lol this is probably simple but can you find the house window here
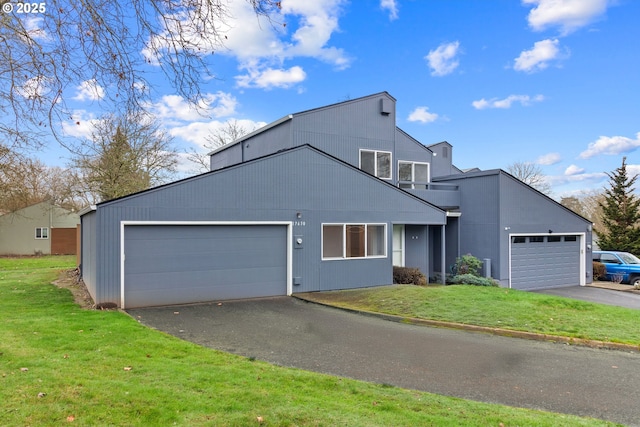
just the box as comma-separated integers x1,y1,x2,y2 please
360,150,391,179
398,161,430,189
322,224,387,260
35,227,49,239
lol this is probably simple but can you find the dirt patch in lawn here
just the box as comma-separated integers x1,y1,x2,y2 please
53,268,96,309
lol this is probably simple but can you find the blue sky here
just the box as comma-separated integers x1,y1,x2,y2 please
44,0,640,198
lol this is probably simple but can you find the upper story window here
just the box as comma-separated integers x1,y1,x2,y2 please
35,227,49,239
360,149,391,180
398,161,430,189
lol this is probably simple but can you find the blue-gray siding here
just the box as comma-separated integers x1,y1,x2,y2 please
436,170,592,286
85,145,445,306
123,224,287,308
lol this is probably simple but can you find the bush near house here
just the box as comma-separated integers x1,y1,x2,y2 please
448,254,498,286
393,266,427,286
593,261,606,281
452,254,483,276
448,273,498,287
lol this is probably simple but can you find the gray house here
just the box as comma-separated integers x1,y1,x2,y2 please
80,92,593,308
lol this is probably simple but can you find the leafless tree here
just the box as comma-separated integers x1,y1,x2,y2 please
186,120,257,173
507,161,552,195
70,111,178,202
0,0,281,151
0,145,82,212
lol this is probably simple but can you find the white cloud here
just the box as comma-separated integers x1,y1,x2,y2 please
148,92,239,123
280,1,350,67
523,0,609,35
564,164,585,175
169,119,267,148
142,0,349,90
73,79,105,102
16,76,50,100
236,66,307,89
628,164,640,179
380,0,399,20
472,94,544,109
579,132,640,159
407,106,439,124
547,170,607,187
60,110,101,138
23,16,47,40
425,41,460,77
537,152,561,165
514,39,563,73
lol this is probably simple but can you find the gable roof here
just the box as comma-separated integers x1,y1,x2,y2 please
89,144,446,221
0,200,75,217
434,168,592,223
207,92,395,157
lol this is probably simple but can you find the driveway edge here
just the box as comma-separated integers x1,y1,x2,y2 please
293,294,640,353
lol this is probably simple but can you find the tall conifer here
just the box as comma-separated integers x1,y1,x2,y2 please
597,157,640,253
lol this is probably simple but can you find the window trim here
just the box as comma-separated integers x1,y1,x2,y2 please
322,223,387,260
35,227,49,240
359,149,392,180
398,160,430,189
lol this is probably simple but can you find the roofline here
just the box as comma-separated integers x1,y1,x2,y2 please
395,127,434,154
435,168,593,224
96,143,447,218
207,92,396,158
78,205,97,216
207,114,294,156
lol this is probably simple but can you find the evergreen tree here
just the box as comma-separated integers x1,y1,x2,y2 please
596,157,640,252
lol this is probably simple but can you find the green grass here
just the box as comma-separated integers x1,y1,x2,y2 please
0,258,620,426
304,285,640,345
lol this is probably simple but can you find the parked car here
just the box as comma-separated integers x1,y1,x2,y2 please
592,250,640,286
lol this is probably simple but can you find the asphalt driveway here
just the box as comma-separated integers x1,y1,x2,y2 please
535,284,640,309
129,296,640,426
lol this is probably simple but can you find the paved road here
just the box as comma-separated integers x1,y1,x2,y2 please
129,297,640,426
535,285,640,310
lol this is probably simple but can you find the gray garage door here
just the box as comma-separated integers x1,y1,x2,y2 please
123,224,287,308
510,235,580,290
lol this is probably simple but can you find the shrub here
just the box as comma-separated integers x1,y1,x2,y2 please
447,273,498,287
393,267,427,286
592,261,606,281
453,254,483,276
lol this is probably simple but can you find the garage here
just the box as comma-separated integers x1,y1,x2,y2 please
510,234,582,290
122,222,290,308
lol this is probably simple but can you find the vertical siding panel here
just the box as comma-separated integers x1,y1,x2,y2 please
89,146,445,304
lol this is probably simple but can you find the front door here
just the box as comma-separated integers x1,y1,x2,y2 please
393,224,405,267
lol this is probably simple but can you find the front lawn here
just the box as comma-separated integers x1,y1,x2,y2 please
0,257,619,426
302,284,640,345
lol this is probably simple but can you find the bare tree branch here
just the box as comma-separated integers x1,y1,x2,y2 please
506,161,552,195
69,110,178,202
0,0,281,151
186,119,257,173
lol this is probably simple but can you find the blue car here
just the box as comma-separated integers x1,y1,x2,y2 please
592,250,640,286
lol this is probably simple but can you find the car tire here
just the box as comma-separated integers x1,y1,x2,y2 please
631,276,640,288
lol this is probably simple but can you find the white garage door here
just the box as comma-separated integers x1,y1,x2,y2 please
123,223,288,308
510,235,581,290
